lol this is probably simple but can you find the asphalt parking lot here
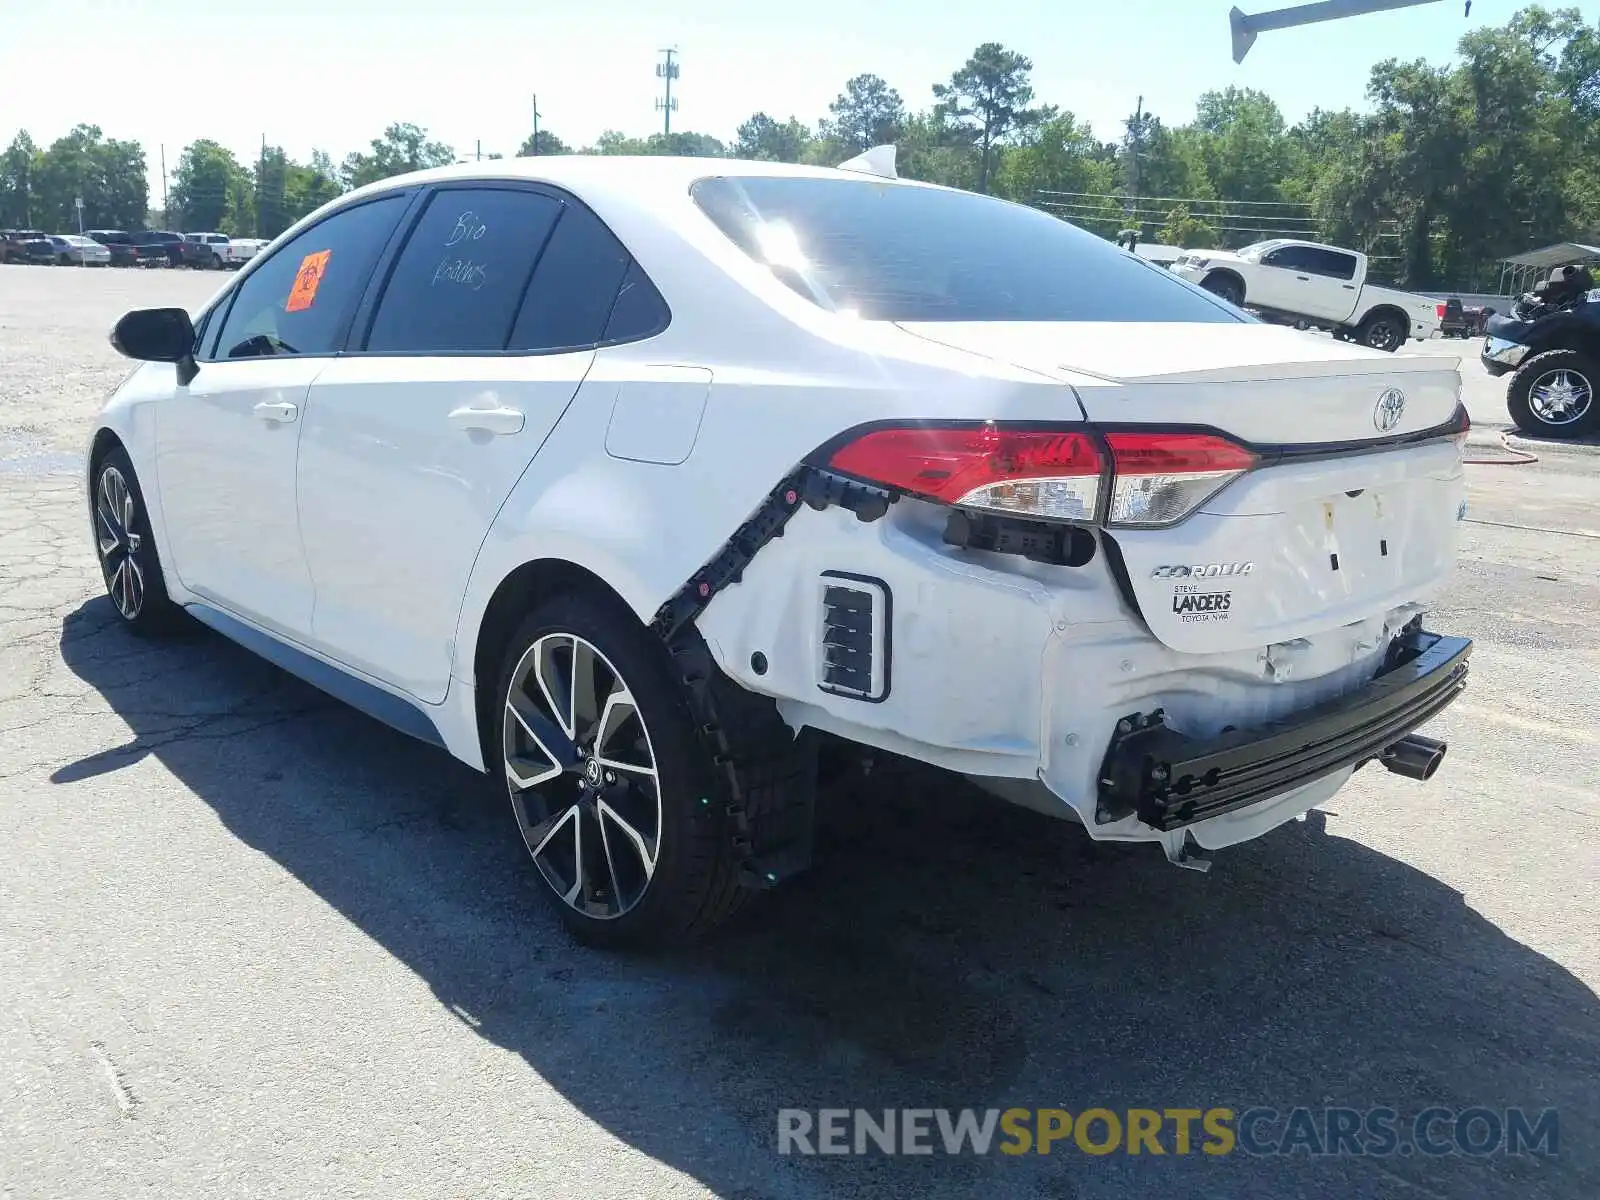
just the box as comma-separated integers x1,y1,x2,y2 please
1,263,1597,1199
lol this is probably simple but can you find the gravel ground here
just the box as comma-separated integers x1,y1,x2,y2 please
1,263,1597,1199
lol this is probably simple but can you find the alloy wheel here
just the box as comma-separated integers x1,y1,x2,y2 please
95,466,145,620
1366,320,1402,351
1527,368,1593,426
504,633,662,920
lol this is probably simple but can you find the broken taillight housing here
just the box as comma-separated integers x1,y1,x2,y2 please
1103,431,1258,527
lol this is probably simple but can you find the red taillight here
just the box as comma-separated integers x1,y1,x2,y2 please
826,423,1260,527
828,425,1104,522
1104,432,1257,527
1436,302,1448,320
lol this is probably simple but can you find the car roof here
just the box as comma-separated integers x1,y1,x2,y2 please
342,154,925,208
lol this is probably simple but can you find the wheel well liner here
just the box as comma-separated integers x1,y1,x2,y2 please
88,428,124,488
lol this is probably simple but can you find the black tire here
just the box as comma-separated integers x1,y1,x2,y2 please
1201,272,1244,307
91,447,180,635
1505,349,1599,438
1357,312,1406,352
493,592,748,948
210,253,223,269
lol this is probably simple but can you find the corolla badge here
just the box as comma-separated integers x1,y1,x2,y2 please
1374,388,1406,433
1151,562,1254,580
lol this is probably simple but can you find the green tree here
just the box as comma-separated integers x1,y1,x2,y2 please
732,113,811,161
282,150,345,225
341,123,455,189
992,111,1115,213
1189,86,1302,204
824,74,906,152
895,110,979,190
518,129,570,156
1160,204,1219,247
169,139,248,232
0,131,38,226
32,125,147,231
932,43,1046,193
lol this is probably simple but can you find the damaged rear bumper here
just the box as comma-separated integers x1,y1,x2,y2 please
1096,626,1471,832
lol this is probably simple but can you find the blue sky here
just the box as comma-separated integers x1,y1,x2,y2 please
6,0,1598,202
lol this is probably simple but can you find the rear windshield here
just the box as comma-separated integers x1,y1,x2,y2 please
690,176,1241,324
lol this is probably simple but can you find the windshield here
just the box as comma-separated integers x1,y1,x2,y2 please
1233,240,1286,258
691,176,1241,324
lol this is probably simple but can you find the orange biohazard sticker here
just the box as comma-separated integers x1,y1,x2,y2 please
285,250,332,313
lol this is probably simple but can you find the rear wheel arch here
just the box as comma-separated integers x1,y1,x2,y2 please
470,558,642,766
1357,305,1410,350
88,427,125,478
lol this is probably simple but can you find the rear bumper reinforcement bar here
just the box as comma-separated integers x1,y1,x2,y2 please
1096,626,1472,831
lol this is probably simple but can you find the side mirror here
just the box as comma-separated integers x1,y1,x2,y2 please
110,307,195,363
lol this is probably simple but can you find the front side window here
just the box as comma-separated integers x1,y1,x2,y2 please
1309,249,1358,280
365,188,563,354
691,176,1240,323
1262,245,1315,272
206,194,407,361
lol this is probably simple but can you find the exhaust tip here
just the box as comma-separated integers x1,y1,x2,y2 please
1381,734,1447,782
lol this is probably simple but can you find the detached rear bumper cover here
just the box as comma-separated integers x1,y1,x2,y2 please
1097,627,1471,832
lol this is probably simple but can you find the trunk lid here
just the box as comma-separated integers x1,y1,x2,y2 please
898,321,1466,655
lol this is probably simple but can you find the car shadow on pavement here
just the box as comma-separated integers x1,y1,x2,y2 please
55,598,1599,1200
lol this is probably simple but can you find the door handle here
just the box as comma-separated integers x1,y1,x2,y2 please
1296,274,1311,281
447,404,525,435
253,400,298,423
1343,284,1356,290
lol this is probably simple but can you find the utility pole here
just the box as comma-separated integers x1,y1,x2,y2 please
655,48,680,136
1126,96,1142,220
476,139,482,162
531,94,541,154
159,144,168,221
257,134,266,240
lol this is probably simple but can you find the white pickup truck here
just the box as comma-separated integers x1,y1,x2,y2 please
1171,239,1441,351
181,232,264,270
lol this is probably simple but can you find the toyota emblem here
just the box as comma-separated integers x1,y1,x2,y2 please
1374,388,1406,433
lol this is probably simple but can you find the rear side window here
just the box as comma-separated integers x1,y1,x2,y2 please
604,261,670,342
690,176,1241,324
205,194,407,360
508,203,634,352
365,188,563,354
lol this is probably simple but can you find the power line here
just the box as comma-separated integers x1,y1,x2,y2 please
1038,188,1316,208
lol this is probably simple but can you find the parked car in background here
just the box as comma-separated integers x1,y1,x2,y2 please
180,232,259,269
51,234,112,266
0,229,49,263
136,230,187,267
1172,239,1442,350
15,236,58,265
1436,297,1493,339
87,230,165,268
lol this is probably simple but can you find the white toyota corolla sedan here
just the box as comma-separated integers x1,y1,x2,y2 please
89,153,1472,946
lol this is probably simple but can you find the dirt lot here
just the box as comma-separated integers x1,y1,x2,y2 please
1,263,1597,1199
